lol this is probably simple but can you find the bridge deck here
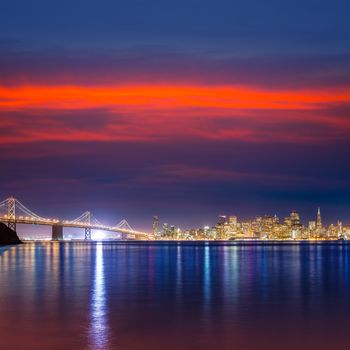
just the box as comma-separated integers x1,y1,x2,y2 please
0,217,150,239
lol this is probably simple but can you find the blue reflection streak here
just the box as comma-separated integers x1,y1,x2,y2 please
89,243,109,350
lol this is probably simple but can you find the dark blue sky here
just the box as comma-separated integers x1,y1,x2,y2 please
0,0,350,231
1,0,349,52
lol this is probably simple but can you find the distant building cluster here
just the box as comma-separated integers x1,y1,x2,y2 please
152,209,350,240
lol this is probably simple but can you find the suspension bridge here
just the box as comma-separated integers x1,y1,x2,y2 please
0,197,151,240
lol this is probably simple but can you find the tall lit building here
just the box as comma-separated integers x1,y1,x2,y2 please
152,216,159,236
227,215,238,237
218,215,227,225
228,215,237,228
337,221,343,236
290,211,302,228
215,215,227,239
309,221,316,231
316,207,322,230
162,223,170,237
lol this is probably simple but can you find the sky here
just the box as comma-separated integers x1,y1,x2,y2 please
1,0,350,231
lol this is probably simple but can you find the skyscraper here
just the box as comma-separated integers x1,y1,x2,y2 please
316,207,322,230
152,216,159,236
290,210,301,228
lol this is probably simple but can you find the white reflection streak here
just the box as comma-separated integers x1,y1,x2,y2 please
89,243,109,350
204,245,211,306
176,245,182,305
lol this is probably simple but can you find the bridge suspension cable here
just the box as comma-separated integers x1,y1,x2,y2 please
0,199,8,208
71,211,91,224
70,211,105,227
114,219,134,232
14,198,47,221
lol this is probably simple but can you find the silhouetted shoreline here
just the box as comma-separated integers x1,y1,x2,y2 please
0,223,22,245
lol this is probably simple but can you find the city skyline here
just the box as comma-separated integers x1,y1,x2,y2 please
156,207,350,240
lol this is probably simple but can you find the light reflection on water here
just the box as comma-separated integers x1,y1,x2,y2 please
89,243,109,350
203,244,211,306
1,242,350,350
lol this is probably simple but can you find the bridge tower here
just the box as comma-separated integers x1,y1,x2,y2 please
85,211,92,240
7,197,16,232
52,224,64,241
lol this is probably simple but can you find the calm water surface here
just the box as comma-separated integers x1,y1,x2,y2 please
1,241,350,350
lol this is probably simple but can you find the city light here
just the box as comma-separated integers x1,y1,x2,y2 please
154,208,349,241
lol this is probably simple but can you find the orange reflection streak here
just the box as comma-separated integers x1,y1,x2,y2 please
1,84,350,111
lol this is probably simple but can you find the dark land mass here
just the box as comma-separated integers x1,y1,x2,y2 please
0,222,22,245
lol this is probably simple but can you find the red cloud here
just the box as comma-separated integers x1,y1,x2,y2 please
1,83,350,144
1,84,350,111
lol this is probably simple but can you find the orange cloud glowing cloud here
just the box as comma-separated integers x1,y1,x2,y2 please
1,83,350,145
1,84,350,111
